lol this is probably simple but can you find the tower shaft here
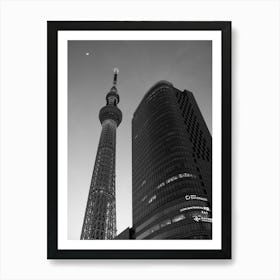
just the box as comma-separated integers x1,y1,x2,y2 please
81,119,117,239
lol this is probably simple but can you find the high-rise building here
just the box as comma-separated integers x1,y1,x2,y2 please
114,227,135,240
132,81,212,239
81,69,122,240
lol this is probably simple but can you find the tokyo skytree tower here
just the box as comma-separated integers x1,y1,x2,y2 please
81,69,122,240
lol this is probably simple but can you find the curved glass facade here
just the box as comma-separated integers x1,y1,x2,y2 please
132,81,212,239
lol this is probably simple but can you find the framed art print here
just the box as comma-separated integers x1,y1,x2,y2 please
47,21,231,259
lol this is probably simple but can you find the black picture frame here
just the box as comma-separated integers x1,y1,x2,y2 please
47,21,231,259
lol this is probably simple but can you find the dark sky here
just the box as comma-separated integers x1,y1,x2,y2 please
68,40,212,239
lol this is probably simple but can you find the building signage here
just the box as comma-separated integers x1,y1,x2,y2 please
193,216,212,223
185,194,208,202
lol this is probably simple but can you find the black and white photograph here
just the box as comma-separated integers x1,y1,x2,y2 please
70,40,213,241
48,21,231,259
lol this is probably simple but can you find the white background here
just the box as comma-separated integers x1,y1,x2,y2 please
0,0,279,280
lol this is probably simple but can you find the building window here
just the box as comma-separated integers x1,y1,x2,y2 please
141,180,146,187
141,195,147,202
156,172,196,190
172,214,185,223
160,219,171,228
148,195,157,204
150,224,160,233
156,182,165,190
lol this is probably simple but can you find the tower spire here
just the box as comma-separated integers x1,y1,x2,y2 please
113,68,119,86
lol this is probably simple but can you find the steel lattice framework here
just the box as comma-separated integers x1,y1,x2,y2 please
81,69,122,240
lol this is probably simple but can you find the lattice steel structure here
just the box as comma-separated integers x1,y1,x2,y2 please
81,69,122,240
